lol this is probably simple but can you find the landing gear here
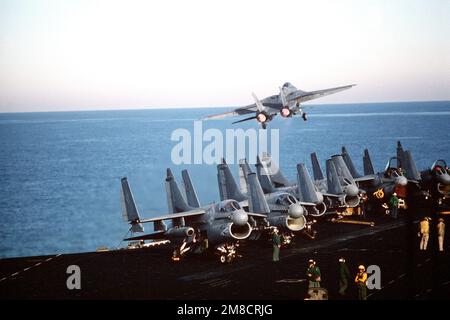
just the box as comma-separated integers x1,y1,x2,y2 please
171,237,196,262
281,232,294,247
302,112,308,121
216,242,240,263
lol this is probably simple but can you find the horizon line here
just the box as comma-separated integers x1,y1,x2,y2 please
1,99,449,114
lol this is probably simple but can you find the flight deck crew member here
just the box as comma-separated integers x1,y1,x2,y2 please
338,257,350,296
437,218,445,252
354,265,368,300
389,193,399,219
360,193,368,220
306,259,321,288
419,217,430,251
272,228,281,262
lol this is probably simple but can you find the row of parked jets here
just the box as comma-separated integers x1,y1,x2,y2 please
121,141,449,261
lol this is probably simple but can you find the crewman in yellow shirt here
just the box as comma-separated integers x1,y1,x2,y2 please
354,265,368,300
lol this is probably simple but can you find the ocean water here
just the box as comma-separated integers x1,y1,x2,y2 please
0,101,449,258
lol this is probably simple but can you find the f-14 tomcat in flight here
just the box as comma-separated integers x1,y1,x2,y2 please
202,82,355,129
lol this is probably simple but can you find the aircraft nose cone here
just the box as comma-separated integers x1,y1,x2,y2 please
437,173,450,185
288,204,305,218
345,184,359,197
395,176,408,187
232,210,248,226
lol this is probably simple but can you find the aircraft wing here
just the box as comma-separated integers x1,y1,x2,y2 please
299,201,318,207
201,105,257,120
322,192,341,198
354,175,375,183
139,209,206,224
287,84,356,103
247,212,268,218
202,97,283,121
124,231,167,241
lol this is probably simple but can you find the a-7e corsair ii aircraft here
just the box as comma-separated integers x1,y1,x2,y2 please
202,82,355,129
121,171,266,261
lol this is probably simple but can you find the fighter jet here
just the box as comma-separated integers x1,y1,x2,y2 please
254,156,328,217
256,153,361,212
216,159,313,235
310,153,363,208
396,141,450,198
121,170,265,259
202,82,356,129
340,146,409,203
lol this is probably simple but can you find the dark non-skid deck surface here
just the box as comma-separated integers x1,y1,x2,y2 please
1,214,449,300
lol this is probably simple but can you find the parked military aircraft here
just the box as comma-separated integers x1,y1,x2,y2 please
121,170,266,259
396,141,450,198
216,159,311,234
340,146,409,202
256,153,362,211
202,82,356,129
311,153,364,208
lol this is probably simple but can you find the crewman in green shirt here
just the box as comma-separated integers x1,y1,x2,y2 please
272,228,281,262
338,257,350,296
306,259,321,288
389,192,399,219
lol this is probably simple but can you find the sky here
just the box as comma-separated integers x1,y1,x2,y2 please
0,0,449,112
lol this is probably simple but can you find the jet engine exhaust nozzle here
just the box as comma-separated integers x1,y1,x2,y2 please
256,112,267,123
280,107,291,118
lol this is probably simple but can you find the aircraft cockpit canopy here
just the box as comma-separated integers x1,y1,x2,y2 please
431,160,448,173
219,200,241,213
277,193,297,206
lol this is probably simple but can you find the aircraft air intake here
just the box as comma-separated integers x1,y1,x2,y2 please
344,194,360,207
208,222,252,243
267,215,306,231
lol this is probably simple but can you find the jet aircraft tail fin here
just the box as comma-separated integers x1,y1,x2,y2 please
166,169,193,226
341,146,361,178
330,155,354,182
363,149,375,175
326,160,344,195
296,163,320,203
181,169,201,208
396,140,405,169
259,153,292,187
246,172,271,215
256,156,276,194
397,141,421,181
311,152,325,181
403,150,422,181
217,159,248,202
120,177,144,233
